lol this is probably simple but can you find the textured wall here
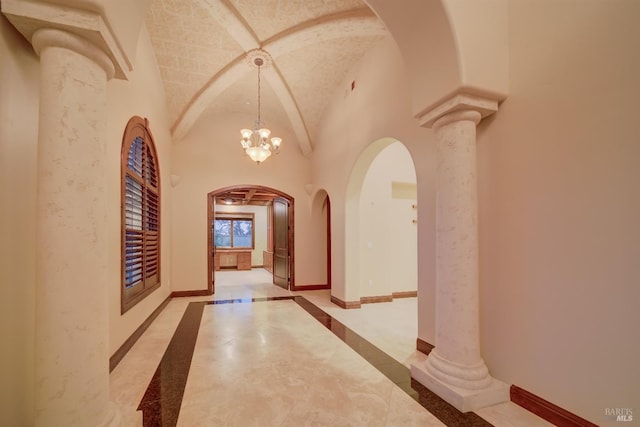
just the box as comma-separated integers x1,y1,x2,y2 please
0,14,40,427
106,26,174,355
477,1,640,424
170,111,324,292
313,2,640,422
311,35,436,335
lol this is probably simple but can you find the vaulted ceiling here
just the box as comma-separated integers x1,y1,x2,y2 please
145,0,387,154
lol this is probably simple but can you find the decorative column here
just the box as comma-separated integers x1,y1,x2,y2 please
32,28,118,427
2,1,134,425
411,94,509,412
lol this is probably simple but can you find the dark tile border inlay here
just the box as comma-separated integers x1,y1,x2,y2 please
293,296,493,427
137,296,296,426
206,296,295,305
137,295,492,427
137,301,206,427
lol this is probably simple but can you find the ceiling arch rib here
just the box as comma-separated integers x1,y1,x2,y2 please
262,66,312,155
200,0,258,51
172,0,313,150
264,9,385,57
172,2,385,151
172,55,248,142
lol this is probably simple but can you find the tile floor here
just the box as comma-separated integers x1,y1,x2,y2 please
110,269,552,426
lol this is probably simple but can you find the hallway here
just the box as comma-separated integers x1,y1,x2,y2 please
110,270,550,426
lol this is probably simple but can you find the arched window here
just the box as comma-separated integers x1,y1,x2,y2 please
121,116,160,313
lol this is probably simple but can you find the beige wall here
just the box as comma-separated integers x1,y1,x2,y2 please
171,112,325,292
215,204,268,267
358,142,417,297
476,1,640,424
106,26,174,355
312,36,436,334
0,15,39,427
314,1,639,422
365,0,508,116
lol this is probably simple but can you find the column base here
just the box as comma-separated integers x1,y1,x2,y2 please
411,362,509,413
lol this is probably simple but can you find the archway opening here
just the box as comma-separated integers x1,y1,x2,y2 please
207,185,295,294
304,189,332,291
345,138,418,304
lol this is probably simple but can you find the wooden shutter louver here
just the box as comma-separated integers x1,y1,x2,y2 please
121,117,161,313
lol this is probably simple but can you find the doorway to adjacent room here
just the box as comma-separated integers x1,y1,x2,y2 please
207,185,294,294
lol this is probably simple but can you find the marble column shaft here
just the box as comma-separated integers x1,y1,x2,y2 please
425,109,491,389
32,28,117,427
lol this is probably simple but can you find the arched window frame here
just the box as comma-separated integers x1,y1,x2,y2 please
121,116,161,313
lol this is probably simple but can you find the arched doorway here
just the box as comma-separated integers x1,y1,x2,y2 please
344,138,418,305
302,189,332,291
207,185,295,294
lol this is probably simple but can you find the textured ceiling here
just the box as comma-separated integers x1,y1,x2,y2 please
145,0,387,154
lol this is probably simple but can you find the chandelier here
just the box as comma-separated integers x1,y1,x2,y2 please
240,50,282,164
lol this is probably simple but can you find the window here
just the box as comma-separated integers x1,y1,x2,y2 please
121,116,160,313
214,213,254,249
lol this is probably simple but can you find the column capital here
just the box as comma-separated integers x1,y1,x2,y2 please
32,28,115,79
417,92,499,129
1,0,131,80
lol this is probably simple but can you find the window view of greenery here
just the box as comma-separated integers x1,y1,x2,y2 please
215,218,253,248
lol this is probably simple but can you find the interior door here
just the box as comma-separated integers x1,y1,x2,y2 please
211,216,216,292
273,197,290,289
210,197,217,294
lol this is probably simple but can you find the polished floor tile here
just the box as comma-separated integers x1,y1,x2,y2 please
177,299,442,426
111,269,552,426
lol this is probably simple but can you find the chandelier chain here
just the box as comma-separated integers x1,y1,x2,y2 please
240,49,281,164
257,64,261,127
